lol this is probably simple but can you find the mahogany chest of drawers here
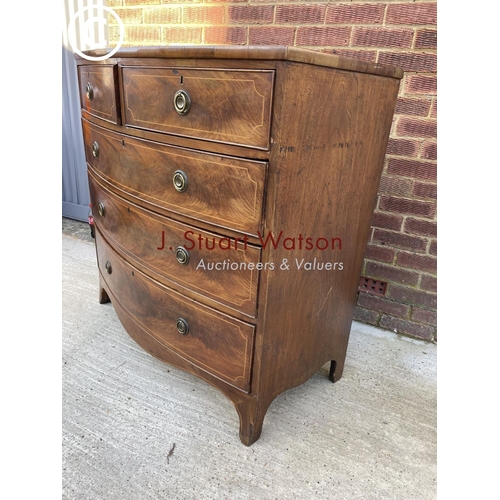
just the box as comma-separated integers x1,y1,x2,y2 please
76,46,402,445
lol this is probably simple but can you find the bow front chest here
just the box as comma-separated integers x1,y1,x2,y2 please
76,46,402,445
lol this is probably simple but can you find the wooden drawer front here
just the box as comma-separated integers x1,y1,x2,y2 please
83,120,267,236
122,67,274,150
89,172,260,318
78,65,119,124
96,230,255,393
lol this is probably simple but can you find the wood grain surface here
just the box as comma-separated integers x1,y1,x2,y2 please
75,45,404,79
83,119,268,236
95,229,256,393
89,172,261,318
249,63,401,431
122,67,274,149
78,65,120,124
78,46,402,445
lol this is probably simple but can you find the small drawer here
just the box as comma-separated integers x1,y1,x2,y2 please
96,230,255,393
122,67,274,150
89,172,261,318
78,65,120,124
83,120,267,236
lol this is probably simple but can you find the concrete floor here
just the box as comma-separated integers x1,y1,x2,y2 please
62,218,436,500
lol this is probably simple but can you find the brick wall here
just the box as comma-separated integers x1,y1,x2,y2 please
106,0,437,342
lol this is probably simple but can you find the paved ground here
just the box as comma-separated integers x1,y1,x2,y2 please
62,219,436,500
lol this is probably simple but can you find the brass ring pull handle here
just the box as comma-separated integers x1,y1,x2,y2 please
176,318,189,335
173,90,191,115
172,170,188,192
98,203,105,217
105,261,112,275
175,247,190,266
92,141,99,158
86,82,94,100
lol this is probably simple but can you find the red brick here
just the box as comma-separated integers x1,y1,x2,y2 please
431,99,437,118
386,3,437,25
249,27,295,45
143,7,182,23
412,181,437,199
397,252,437,273
276,5,326,24
421,141,437,160
108,26,122,45
371,211,404,231
378,176,413,196
379,196,435,218
404,218,437,237
378,52,437,72
412,307,437,326
326,4,385,24
205,26,247,45
352,27,413,49
415,29,437,49
429,240,437,256
379,315,434,341
420,275,437,293
386,138,419,158
161,27,202,44
364,244,395,263
396,118,437,139
357,293,411,318
326,49,377,63
366,262,420,286
228,5,274,24
368,226,375,243
406,75,437,95
296,26,351,46
373,229,428,252
125,25,161,44
183,6,224,24
124,0,160,5
113,8,144,24
353,306,380,326
387,284,437,309
387,158,436,180
395,98,431,117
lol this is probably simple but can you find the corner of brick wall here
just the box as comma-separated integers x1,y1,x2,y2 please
106,0,437,343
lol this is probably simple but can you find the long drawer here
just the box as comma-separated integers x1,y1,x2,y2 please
83,120,267,236
96,229,255,393
90,172,261,318
122,67,274,149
